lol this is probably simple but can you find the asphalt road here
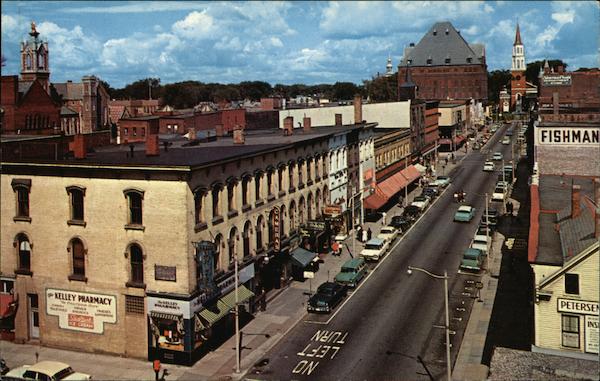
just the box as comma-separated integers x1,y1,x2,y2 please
249,123,517,381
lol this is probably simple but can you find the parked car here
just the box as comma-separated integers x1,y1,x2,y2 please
411,195,431,210
501,136,511,145
3,361,91,381
483,161,495,172
460,248,484,272
491,185,507,202
334,258,367,288
454,205,476,222
307,282,347,313
390,215,411,232
421,187,438,199
402,205,421,221
480,209,499,229
377,226,399,243
471,226,491,255
492,152,503,161
431,176,451,188
360,238,389,262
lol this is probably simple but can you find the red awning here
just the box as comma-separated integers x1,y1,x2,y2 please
377,171,408,198
454,136,466,144
401,165,421,184
363,191,388,210
438,138,452,145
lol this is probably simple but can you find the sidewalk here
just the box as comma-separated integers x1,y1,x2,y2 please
0,147,472,381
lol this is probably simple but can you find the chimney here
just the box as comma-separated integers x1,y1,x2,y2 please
284,116,293,135
571,185,581,219
146,134,160,156
303,116,311,133
553,92,559,115
354,95,363,124
335,113,342,126
188,128,196,141
233,125,245,144
215,124,224,137
72,134,86,159
595,179,600,238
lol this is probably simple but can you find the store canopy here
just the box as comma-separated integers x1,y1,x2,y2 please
220,285,255,308
377,171,408,198
401,165,421,184
414,163,427,174
438,138,452,145
290,247,318,268
150,311,183,321
197,299,231,326
363,191,388,210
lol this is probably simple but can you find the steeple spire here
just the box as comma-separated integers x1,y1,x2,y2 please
514,22,522,46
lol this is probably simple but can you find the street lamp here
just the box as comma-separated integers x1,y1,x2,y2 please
407,266,451,381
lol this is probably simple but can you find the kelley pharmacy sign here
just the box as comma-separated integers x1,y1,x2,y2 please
46,289,117,334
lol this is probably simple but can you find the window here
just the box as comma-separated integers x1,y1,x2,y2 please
242,177,250,206
141,128,146,137
124,190,144,227
228,228,237,266
133,127,137,137
565,273,579,295
255,173,262,202
445,57,451,64
67,186,85,223
307,159,312,182
124,128,129,136
227,182,236,212
256,216,264,251
16,234,32,274
561,314,580,348
69,238,86,281
427,58,432,65
12,179,31,220
243,222,251,258
288,163,295,191
267,170,274,196
129,244,144,286
298,162,304,185
212,185,222,218
194,189,205,225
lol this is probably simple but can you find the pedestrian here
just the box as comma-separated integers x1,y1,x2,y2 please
332,241,340,256
362,229,368,243
356,226,362,241
508,201,514,216
382,211,387,225
445,157,448,165
451,152,455,161
367,227,372,241
153,359,161,381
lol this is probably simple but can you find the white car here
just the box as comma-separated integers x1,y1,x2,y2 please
492,152,503,161
491,185,507,202
502,137,511,145
377,226,399,243
410,195,430,210
483,161,495,172
360,238,389,262
472,226,491,255
4,361,91,381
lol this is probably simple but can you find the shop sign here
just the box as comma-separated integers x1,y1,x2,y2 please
585,315,598,354
537,128,599,145
557,298,599,315
273,206,281,251
217,262,256,295
147,296,192,319
306,220,326,231
303,271,315,279
323,205,342,217
542,75,571,86
154,265,177,282
46,288,116,334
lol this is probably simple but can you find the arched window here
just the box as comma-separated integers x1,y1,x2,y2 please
289,200,296,232
124,189,144,226
194,188,206,225
26,54,32,70
227,179,237,213
16,234,31,274
69,238,86,281
268,210,276,245
279,205,286,237
255,172,263,202
307,193,314,220
67,186,85,223
298,197,306,224
128,243,144,286
228,228,237,266
12,179,31,219
241,176,250,206
212,183,222,218
213,234,223,272
256,216,264,252
243,221,252,259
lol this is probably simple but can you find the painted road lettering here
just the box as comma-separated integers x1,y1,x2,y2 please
293,330,348,376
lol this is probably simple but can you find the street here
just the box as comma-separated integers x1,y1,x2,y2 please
248,124,517,380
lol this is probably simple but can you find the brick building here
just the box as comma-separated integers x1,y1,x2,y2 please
398,21,488,101
194,108,246,134
108,99,161,125
53,76,110,134
118,116,160,144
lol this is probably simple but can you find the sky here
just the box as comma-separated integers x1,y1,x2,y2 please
1,1,598,88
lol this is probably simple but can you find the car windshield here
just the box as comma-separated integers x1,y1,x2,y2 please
381,228,394,234
365,243,383,250
55,367,75,380
414,196,426,201
341,267,356,273
494,187,504,193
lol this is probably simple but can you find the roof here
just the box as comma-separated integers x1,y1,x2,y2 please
28,361,70,374
342,258,364,268
401,21,484,67
366,238,385,245
514,23,522,45
290,247,317,268
18,81,33,95
53,82,83,100
60,106,79,116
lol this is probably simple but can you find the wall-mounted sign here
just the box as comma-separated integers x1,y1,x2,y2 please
306,220,326,231
537,128,599,145
272,206,281,252
147,297,190,318
155,265,177,282
323,205,342,217
46,288,116,334
557,298,599,315
542,75,571,86
585,315,598,354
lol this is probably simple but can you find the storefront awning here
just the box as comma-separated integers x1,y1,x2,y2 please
401,165,421,184
438,138,452,145
197,299,231,326
220,285,255,308
378,171,408,198
290,247,318,268
414,163,427,174
150,311,183,321
363,191,388,210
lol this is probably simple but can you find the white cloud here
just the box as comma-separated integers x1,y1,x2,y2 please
172,10,215,39
551,10,575,25
463,25,479,36
1,14,29,40
36,22,102,68
60,1,209,14
270,37,283,48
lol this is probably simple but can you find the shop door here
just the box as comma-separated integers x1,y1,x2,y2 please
28,294,39,339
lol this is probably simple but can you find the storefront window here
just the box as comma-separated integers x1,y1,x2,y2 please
149,313,185,352
562,314,580,348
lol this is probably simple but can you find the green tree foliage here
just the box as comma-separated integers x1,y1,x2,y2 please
487,70,511,103
365,74,397,102
238,81,272,100
331,82,362,100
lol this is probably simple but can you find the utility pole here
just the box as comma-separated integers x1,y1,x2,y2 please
234,257,240,373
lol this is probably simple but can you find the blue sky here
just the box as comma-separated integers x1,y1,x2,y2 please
2,1,598,88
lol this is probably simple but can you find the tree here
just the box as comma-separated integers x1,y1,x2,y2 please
238,81,272,100
366,74,397,102
487,70,511,103
331,82,361,101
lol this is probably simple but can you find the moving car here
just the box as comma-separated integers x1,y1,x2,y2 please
492,152,503,161
334,258,367,288
431,176,451,188
501,136,511,145
454,205,476,222
411,195,430,210
4,361,91,381
483,161,495,172
307,282,347,313
360,238,389,262
390,215,411,232
460,248,484,272
377,225,399,243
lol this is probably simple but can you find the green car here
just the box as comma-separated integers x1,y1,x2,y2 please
454,205,476,222
460,248,483,271
334,258,367,288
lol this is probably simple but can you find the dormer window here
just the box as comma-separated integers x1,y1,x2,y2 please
427,58,432,65
445,57,451,64
407,59,412,65
445,28,449,35
433,29,437,36
467,57,473,64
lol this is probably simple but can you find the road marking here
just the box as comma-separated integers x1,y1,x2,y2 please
292,329,349,376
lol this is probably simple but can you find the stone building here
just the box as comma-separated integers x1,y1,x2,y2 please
1,122,375,365
398,21,488,101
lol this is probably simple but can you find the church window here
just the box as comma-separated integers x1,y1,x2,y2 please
26,54,32,70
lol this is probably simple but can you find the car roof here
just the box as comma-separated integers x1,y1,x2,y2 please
380,226,395,231
28,361,70,374
465,247,483,255
457,205,472,211
366,238,385,245
342,258,364,268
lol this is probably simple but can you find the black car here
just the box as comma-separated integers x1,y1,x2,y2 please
421,187,438,199
402,205,421,221
307,282,347,313
390,215,411,232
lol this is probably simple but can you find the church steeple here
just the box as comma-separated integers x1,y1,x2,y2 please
510,22,526,111
20,21,50,93
514,22,522,45
511,22,525,72
385,55,393,77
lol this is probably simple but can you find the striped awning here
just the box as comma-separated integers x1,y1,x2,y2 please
197,299,231,326
220,285,255,307
363,190,388,210
400,165,421,184
150,311,182,321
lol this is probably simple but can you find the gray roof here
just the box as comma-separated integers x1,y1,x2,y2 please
557,197,597,262
53,82,83,100
60,106,79,116
18,81,33,95
400,21,485,67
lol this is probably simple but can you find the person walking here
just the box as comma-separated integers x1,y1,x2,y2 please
367,227,372,241
382,212,387,225
356,226,362,241
361,229,368,243
508,201,514,216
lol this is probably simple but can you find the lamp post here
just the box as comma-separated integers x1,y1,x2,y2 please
407,266,451,381
234,257,240,373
